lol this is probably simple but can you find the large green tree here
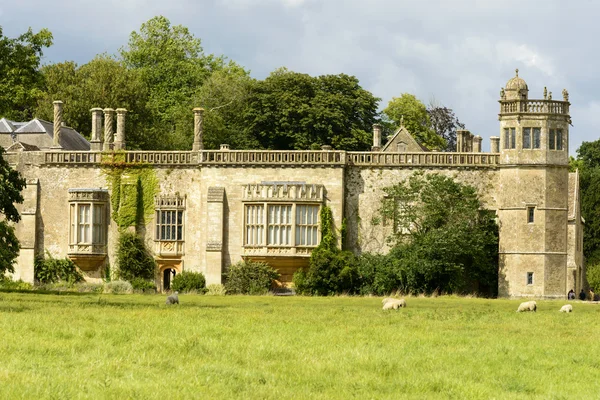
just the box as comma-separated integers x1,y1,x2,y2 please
0,147,27,275
0,26,53,120
243,68,379,150
381,172,499,294
575,140,600,264
35,56,151,147
120,16,240,150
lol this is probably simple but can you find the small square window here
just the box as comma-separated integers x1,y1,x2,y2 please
527,207,534,223
527,272,534,285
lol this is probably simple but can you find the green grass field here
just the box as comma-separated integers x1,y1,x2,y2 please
1,292,599,399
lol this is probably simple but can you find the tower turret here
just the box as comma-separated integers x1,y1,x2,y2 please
497,69,571,298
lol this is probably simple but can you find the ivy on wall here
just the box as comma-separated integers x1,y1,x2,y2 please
101,154,158,230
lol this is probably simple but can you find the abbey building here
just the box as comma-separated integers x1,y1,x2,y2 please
1,72,584,298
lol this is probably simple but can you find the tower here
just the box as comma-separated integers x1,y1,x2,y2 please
497,69,571,298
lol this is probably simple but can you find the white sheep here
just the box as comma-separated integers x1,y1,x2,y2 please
382,298,406,310
516,300,537,312
559,304,573,313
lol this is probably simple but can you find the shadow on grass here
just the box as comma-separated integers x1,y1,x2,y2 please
0,304,30,313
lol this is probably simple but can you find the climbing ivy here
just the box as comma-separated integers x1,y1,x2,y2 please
101,155,158,230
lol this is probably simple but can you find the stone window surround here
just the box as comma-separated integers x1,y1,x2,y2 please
527,272,534,286
549,128,564,151
522,127,541,149
243,202,321,248
527,206,535,224
503,127,516,149
154,194,186,256
68,189,109,255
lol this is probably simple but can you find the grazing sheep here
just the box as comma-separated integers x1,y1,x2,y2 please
559,304,573,313
516,300,537,312
166,291,179,305
382,298,406,310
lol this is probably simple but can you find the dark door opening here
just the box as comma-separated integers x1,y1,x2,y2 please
163,268,176,291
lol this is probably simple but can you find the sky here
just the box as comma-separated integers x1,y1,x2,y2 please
1,0,598,154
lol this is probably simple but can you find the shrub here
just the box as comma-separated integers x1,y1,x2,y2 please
293,248,358,295
75,282,104,293
34,253,84,284
171,271,206,293
355,252,406,296
224,261,280,295
587,263,600,292
206,283,227,296
116,232,157,281
103,280,133,294
130,277,157,292
0,278,33,291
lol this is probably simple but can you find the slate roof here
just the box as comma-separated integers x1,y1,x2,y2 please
1,118,90,150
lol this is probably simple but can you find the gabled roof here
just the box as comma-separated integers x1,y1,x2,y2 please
9,118,90,150
6,141,40,152
381,125,430,153
0,118,16,133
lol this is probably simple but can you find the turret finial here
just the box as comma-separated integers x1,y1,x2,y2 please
543,87,547,100
515,68,519,77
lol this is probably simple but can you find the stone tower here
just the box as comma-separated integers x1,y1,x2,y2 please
497,69,571,298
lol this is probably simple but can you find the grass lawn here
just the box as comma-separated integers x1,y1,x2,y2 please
1,292,599,399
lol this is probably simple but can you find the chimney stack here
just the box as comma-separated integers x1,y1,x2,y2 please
114,108,127,150
90,108,103,151
193,107,204,151
490,136,500,153
52,101,63,148
103,108,115,151
473,135,482,152
372,123,382,151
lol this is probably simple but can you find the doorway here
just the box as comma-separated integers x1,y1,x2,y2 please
163,268,176,291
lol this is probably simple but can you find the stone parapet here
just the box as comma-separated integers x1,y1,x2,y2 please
348,152,500,167
26,150,502,168
499,99,570,116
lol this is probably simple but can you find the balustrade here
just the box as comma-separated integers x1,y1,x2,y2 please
500,99,569,115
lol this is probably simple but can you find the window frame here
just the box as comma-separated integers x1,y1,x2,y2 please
504,127,516,149
68,189,109,255
154,195,186,243
549,128,564,151
243,202,321,248
527,207,535,224
527,272,534,286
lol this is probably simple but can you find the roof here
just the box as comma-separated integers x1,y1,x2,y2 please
6,141,41,152
381,125,430,153
1,118,90,150
506,69,529,90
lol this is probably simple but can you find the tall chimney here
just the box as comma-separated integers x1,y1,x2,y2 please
52,101,63,148
473,135,482,152
193,107,204,151
103,108,115,151
490,136,500,153
90,108,103,151
372,123,382,151
456,130,465,152
115,108,127,150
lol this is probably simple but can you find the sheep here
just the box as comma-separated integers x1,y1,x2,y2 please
516,300,537,312
559,304,573,313
382,298,406,310
166,291,179,305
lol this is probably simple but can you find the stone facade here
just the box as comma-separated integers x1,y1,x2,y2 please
2,72,585,298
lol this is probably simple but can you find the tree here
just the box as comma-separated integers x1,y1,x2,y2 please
120,16,240,150
575,140,600,264
381,172,499,295
0,26,53,120
427,101,465,152
382,94,445,150
0,147,27,274
243,68,379,150
36,56,151,147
